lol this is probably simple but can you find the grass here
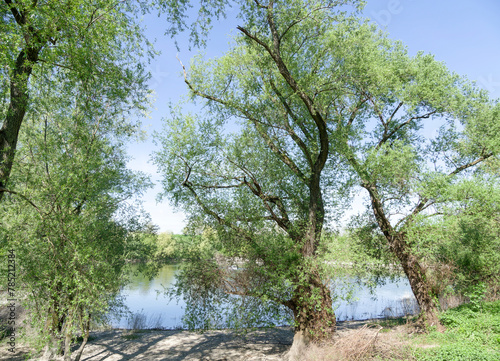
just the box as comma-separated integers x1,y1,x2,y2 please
120,312,167,340
302,324,415,360
302,300,500,360
414,300,500,361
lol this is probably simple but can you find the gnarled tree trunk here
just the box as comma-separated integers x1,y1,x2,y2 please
365,182,444,331
284,269,336,360
389,233,443,330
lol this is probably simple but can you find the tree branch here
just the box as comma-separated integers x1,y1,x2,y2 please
242,176,291,231
268,78,314,169
346,97,368,129
376,110,437,150
0,186,41,214
177,56,309,185
4,0,25,25
241,5,330,174
449,152,493,176
404,152,494,226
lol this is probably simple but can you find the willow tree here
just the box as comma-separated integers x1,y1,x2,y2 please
154,0,363,353
0,81,151,360
320,23,500,328
405,177,500,302
0,0,231,201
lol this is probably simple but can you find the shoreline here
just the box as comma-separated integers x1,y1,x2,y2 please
0,319,381,361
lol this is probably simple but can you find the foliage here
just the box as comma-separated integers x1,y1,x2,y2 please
0,89,151,358
154,0,366,340
312,0,500,324
320,230,405,300
166,227,293,330
416,301,500,361
406,178,500,299
155,0,231,47
0,0,236,358
0,0,156,198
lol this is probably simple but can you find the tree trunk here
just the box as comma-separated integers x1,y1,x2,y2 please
0,47,39,201
40,334,63,361
63,326,72,361
390,233,443,331
284,271,336,361
364,182,444,331
74,315,91,361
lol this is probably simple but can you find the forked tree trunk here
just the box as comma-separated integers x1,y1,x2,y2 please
284,271,336,361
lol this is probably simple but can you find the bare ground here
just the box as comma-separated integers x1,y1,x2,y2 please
0,326,293,361
0,316,416,361
75,327,293,361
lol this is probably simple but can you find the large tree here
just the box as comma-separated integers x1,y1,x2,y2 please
0,83,151,360
0,0,155,201
324,23,500,328
154,0,363,355
0,0,234,203
156,1,499,348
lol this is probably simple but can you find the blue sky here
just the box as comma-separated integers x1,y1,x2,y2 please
127,0,500,234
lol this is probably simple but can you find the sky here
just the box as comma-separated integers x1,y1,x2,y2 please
126,0,500,234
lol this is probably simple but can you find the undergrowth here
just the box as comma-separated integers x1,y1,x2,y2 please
415,300,500,361
303,301,500,360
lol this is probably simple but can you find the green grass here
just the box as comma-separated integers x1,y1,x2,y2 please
414,300,500,361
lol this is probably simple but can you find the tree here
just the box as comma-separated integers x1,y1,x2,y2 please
406,177,500,302
0,84,151,360
324,23,500,328
0,0,157,201
154,0,363,354
156,0,499,344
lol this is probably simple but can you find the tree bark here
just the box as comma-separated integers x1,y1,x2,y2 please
63,327,72,361
40,334,63,361
0,46,39,201
364,182,444,331
284,271,336,360
74,315,91,361
389,233,443,330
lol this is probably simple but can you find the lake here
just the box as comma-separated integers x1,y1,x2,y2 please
111,264,418,329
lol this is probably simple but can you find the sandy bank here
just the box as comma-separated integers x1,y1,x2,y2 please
1,320,375,360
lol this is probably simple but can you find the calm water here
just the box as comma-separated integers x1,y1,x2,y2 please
112,264,417,329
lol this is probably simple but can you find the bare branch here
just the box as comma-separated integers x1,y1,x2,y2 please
376,110,437,150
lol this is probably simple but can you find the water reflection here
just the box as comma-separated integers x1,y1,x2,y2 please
112,264,417,329
126,265,178,294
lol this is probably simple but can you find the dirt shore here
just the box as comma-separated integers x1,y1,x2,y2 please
0,321,376,361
